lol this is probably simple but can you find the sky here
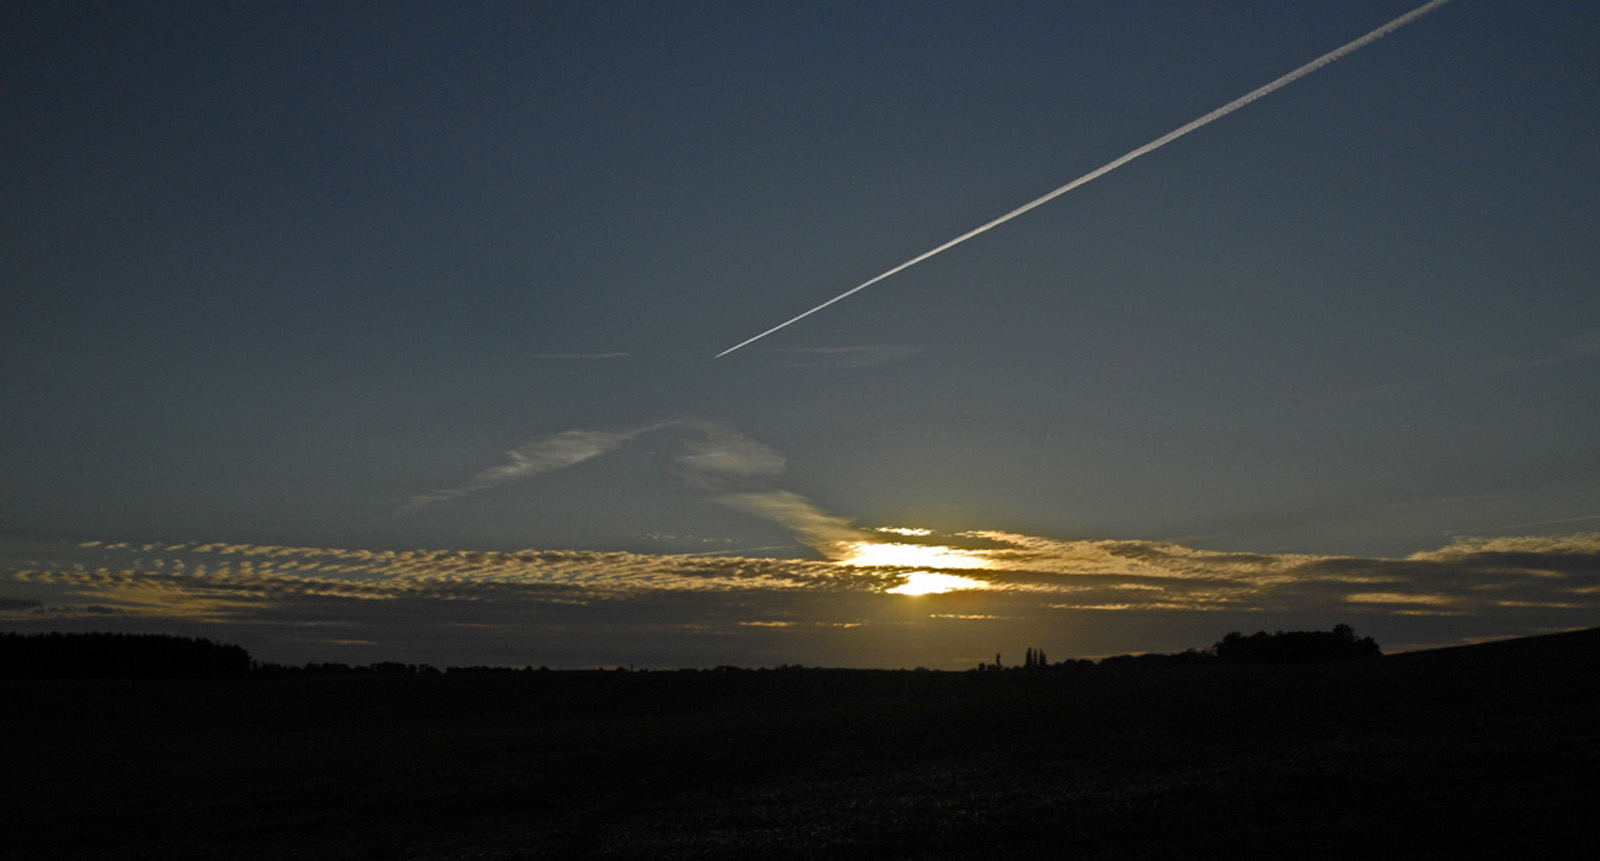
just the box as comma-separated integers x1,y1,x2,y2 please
4,0,1598,668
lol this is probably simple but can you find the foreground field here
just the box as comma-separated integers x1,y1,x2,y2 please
7,629,1599,858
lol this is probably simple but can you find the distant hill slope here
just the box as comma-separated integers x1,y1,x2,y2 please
1389,626,1600,668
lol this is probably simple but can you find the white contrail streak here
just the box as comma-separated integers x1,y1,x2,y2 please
716,0,1456,358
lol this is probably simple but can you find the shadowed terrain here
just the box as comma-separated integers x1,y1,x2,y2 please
6,628,1599,858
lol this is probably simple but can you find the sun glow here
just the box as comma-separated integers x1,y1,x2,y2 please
839,541,990,570
885,571,989,596
835,538,993,595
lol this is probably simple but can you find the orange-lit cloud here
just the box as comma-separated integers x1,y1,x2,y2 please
7,532,1597,623
5,527,1597,671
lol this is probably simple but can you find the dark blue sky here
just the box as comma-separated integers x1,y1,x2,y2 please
4,1,1598,666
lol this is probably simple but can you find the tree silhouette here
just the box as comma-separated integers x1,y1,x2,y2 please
1214,624,1380,664
0,631,252,678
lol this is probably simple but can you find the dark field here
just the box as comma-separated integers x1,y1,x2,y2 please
7,629,1600,859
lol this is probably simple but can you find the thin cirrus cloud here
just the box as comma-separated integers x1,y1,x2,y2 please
717,490,872,559
400,422,670,513
674,422,787,485
1340,329,1600,405
1484,329,1600,375
401,420,788,513
401,419,857,561
770,346,924,369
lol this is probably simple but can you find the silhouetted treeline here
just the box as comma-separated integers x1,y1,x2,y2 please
254,660,568,677
1092,648,1220,671
0,633,462,679
1214,624,1380,664
4,624,1382,680
0,632,251,678
978,626,1380,674
251,660,447,678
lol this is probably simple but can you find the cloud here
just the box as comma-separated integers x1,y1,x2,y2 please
401,422,670,512
1343,330,1600,405
675,422,786,488
1484,330,1600,375
400,419,788,513
717,491,871,559
399,419,847,562
770,346,923,368
22,530,1599,618
1408,533,1600,560
5,529,1598,665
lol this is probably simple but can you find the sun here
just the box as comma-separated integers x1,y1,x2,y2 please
835,538,992,595
885,571,989,596
839,541,989,570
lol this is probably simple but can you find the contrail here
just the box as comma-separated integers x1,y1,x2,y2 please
717,0,1456,358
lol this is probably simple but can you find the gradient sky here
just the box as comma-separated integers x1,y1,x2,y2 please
4,1,1598,668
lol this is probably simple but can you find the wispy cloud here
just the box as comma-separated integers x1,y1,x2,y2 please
1344,329,1600,404
675,422,786,488
401,422,670,513
400,420,841,559
770,346,923,368
401,419,788,514
718,491,871,558
1484,330,1600,375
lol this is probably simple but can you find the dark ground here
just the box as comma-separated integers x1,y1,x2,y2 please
6,628,1599,859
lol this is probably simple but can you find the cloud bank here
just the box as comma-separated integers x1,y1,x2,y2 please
6,532,1595,662
24,413,1587,667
